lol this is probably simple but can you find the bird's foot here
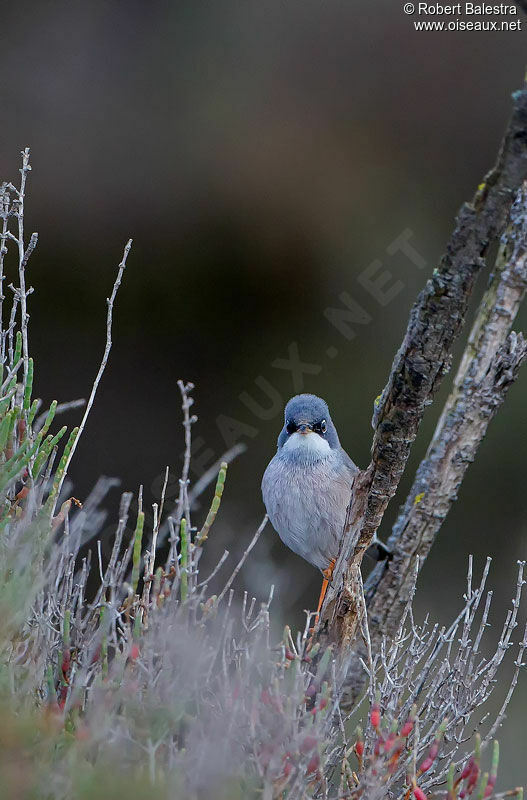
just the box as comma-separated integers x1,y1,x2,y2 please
308,559,337,645
365,537,393,562
321,558,336,582
374,539,393,561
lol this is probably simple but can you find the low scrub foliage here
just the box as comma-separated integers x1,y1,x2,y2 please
0,153,524,799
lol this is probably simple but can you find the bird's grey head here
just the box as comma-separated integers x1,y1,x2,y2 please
277,394,340,458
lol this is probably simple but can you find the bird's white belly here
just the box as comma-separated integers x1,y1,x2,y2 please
262,453,353,571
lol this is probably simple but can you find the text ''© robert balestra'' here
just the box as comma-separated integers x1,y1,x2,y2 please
417,3,518,12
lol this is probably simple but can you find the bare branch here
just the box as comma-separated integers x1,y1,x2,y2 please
361,183,527,661
217,514,268,602
52,239,132,509
175,379,196,528
16,148,33,384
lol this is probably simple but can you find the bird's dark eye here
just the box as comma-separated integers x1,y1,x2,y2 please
286,420,297,434
313,419,327,434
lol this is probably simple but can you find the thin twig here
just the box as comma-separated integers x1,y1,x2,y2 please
52,239,132,510
217,515,268,602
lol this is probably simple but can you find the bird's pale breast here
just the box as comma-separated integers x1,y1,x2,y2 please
261,448,355,571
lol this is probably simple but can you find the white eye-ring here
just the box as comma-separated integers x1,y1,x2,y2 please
320,419,327,433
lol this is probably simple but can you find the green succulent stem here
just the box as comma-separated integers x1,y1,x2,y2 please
12,331,22,372
32,425,67,481
446,763,455,798
23,357,33,410
196,461,228,546
27,398,39,427
51,427,79,497
131,510,145,595
40,401,58,438
475,771,489,800
0,410,16,453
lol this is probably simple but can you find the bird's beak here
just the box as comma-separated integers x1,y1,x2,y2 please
297,423,313,435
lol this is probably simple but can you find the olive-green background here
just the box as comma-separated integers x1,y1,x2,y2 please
2,0,526,785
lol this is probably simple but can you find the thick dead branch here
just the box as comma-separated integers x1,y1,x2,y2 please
353,184,527,673
318,84,527,651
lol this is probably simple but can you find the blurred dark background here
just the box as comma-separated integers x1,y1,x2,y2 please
2,0,526,784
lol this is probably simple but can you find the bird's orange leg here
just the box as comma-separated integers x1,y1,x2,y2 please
310,558,336,633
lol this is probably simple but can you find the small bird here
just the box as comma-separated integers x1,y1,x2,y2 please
262,393,359,618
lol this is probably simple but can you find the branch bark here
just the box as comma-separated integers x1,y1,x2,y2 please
364,182,527,623
341,187,527,694
318,82,527,655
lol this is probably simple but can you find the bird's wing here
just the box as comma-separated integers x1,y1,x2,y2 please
339,447,359,477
